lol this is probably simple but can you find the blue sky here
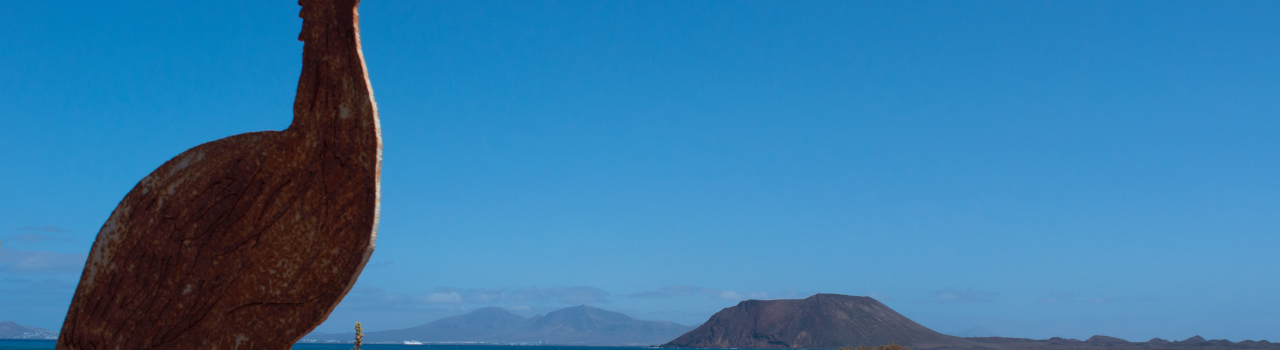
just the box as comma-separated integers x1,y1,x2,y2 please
2,0,1279,342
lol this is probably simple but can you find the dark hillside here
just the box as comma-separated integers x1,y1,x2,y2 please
515,305,693,345
0,321,58,340
306,305,691,345
366,307,528,342
663,293,978,349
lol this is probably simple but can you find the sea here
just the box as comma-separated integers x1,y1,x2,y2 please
0,340,660,350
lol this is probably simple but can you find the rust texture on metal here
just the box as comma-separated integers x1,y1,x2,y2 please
57,0,381,348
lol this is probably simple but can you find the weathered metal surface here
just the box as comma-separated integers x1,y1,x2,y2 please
57,0,381,348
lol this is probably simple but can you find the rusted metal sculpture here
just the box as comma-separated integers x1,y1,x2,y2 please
57,0,380,348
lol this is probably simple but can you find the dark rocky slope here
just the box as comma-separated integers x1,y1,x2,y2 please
662,293,978,349
662,294,1280,350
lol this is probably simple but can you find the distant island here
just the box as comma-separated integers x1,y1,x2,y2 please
303,305,692,345
663,293,976,349
0,321,58,340
662,293,1280,350
964,335,1280,350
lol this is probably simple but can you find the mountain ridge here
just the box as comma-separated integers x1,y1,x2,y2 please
305,305,692,345
662,294,1280,350
0,321,58,340
964,335,1280,350
662,293,976,349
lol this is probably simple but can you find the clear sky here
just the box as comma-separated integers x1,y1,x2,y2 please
2,0,1278,342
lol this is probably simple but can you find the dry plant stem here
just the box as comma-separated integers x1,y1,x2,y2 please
353,322,364,350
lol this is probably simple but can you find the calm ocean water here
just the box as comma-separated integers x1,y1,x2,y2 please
0,340,660,350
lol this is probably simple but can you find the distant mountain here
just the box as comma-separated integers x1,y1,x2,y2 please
305,305,693,346
661,294,1280,350
964,335,1280,350
515,304,691,345
662,293,977,349
365,307,529,342
1084,335,1128,343
0,321,58,340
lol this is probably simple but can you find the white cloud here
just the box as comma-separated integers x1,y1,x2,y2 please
0,278,78,293
14,225,70,233
0,249,87,274
435,286,611,305
1038,293,1161,305
1084,297,1116,304
422,292,462,303
627,285,721,298
1038,293,1076,304
7,233,76,243
715,290,779,301
339,286,613,311
629,285,791,301
717,290,744,300
919,288,998,303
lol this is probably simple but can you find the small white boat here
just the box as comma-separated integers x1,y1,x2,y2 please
403,340,424,345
